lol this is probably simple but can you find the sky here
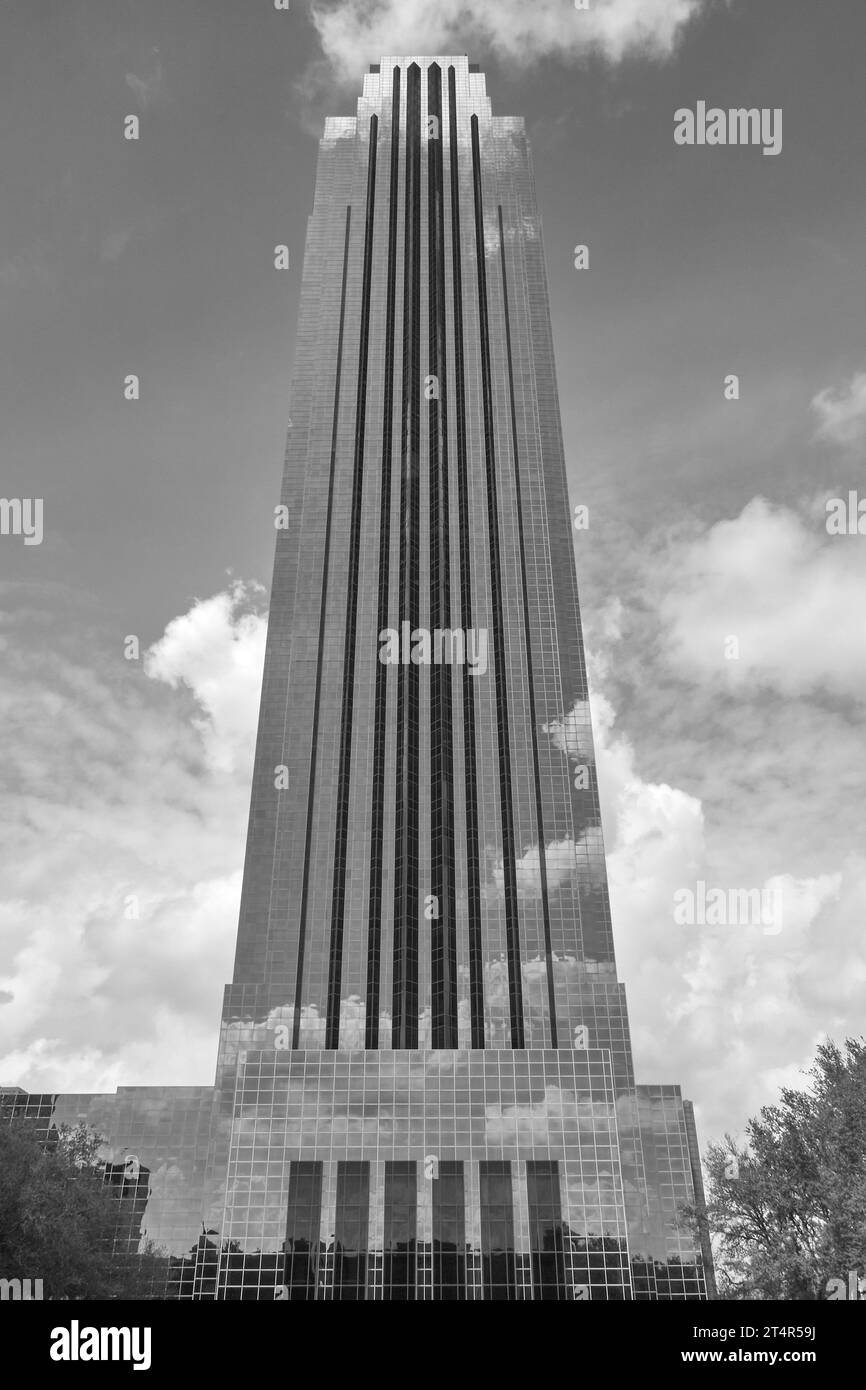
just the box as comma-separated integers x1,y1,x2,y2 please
1,0,865,1152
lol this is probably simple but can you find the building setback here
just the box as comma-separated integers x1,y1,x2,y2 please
3,57,713,1301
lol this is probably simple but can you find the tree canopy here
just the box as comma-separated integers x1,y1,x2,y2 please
0,1118,167,1300
702,1036,866,1300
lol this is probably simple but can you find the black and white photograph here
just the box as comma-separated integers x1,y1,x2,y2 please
1,0,864,1364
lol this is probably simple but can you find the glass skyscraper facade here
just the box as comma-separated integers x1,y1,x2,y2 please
2,57,713,1300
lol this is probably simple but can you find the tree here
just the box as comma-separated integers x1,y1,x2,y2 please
0,1119,169,1299
701,1036,866,1299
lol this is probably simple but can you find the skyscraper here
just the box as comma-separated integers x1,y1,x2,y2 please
212,55,712,1300
2,56,713,1301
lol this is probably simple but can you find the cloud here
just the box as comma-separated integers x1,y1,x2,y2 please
654,497,866,699
308,0,709,86
811,370,866,447
589,649,866,1147
0,582,266,1094
144,581,267,774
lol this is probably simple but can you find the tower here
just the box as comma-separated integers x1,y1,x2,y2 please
208,56,712,1300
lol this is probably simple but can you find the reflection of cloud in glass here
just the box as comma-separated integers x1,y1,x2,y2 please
485,1085,617,1144
562,1169,627,1239
482,825,607,903
483,836,578,900
542,699,596,765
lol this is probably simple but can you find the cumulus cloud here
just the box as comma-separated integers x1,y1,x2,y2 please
811,370,866,447
0,582,266,1093
145,581,267,774
590,669,866,1146
308,0,709,85
654,497,866,699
